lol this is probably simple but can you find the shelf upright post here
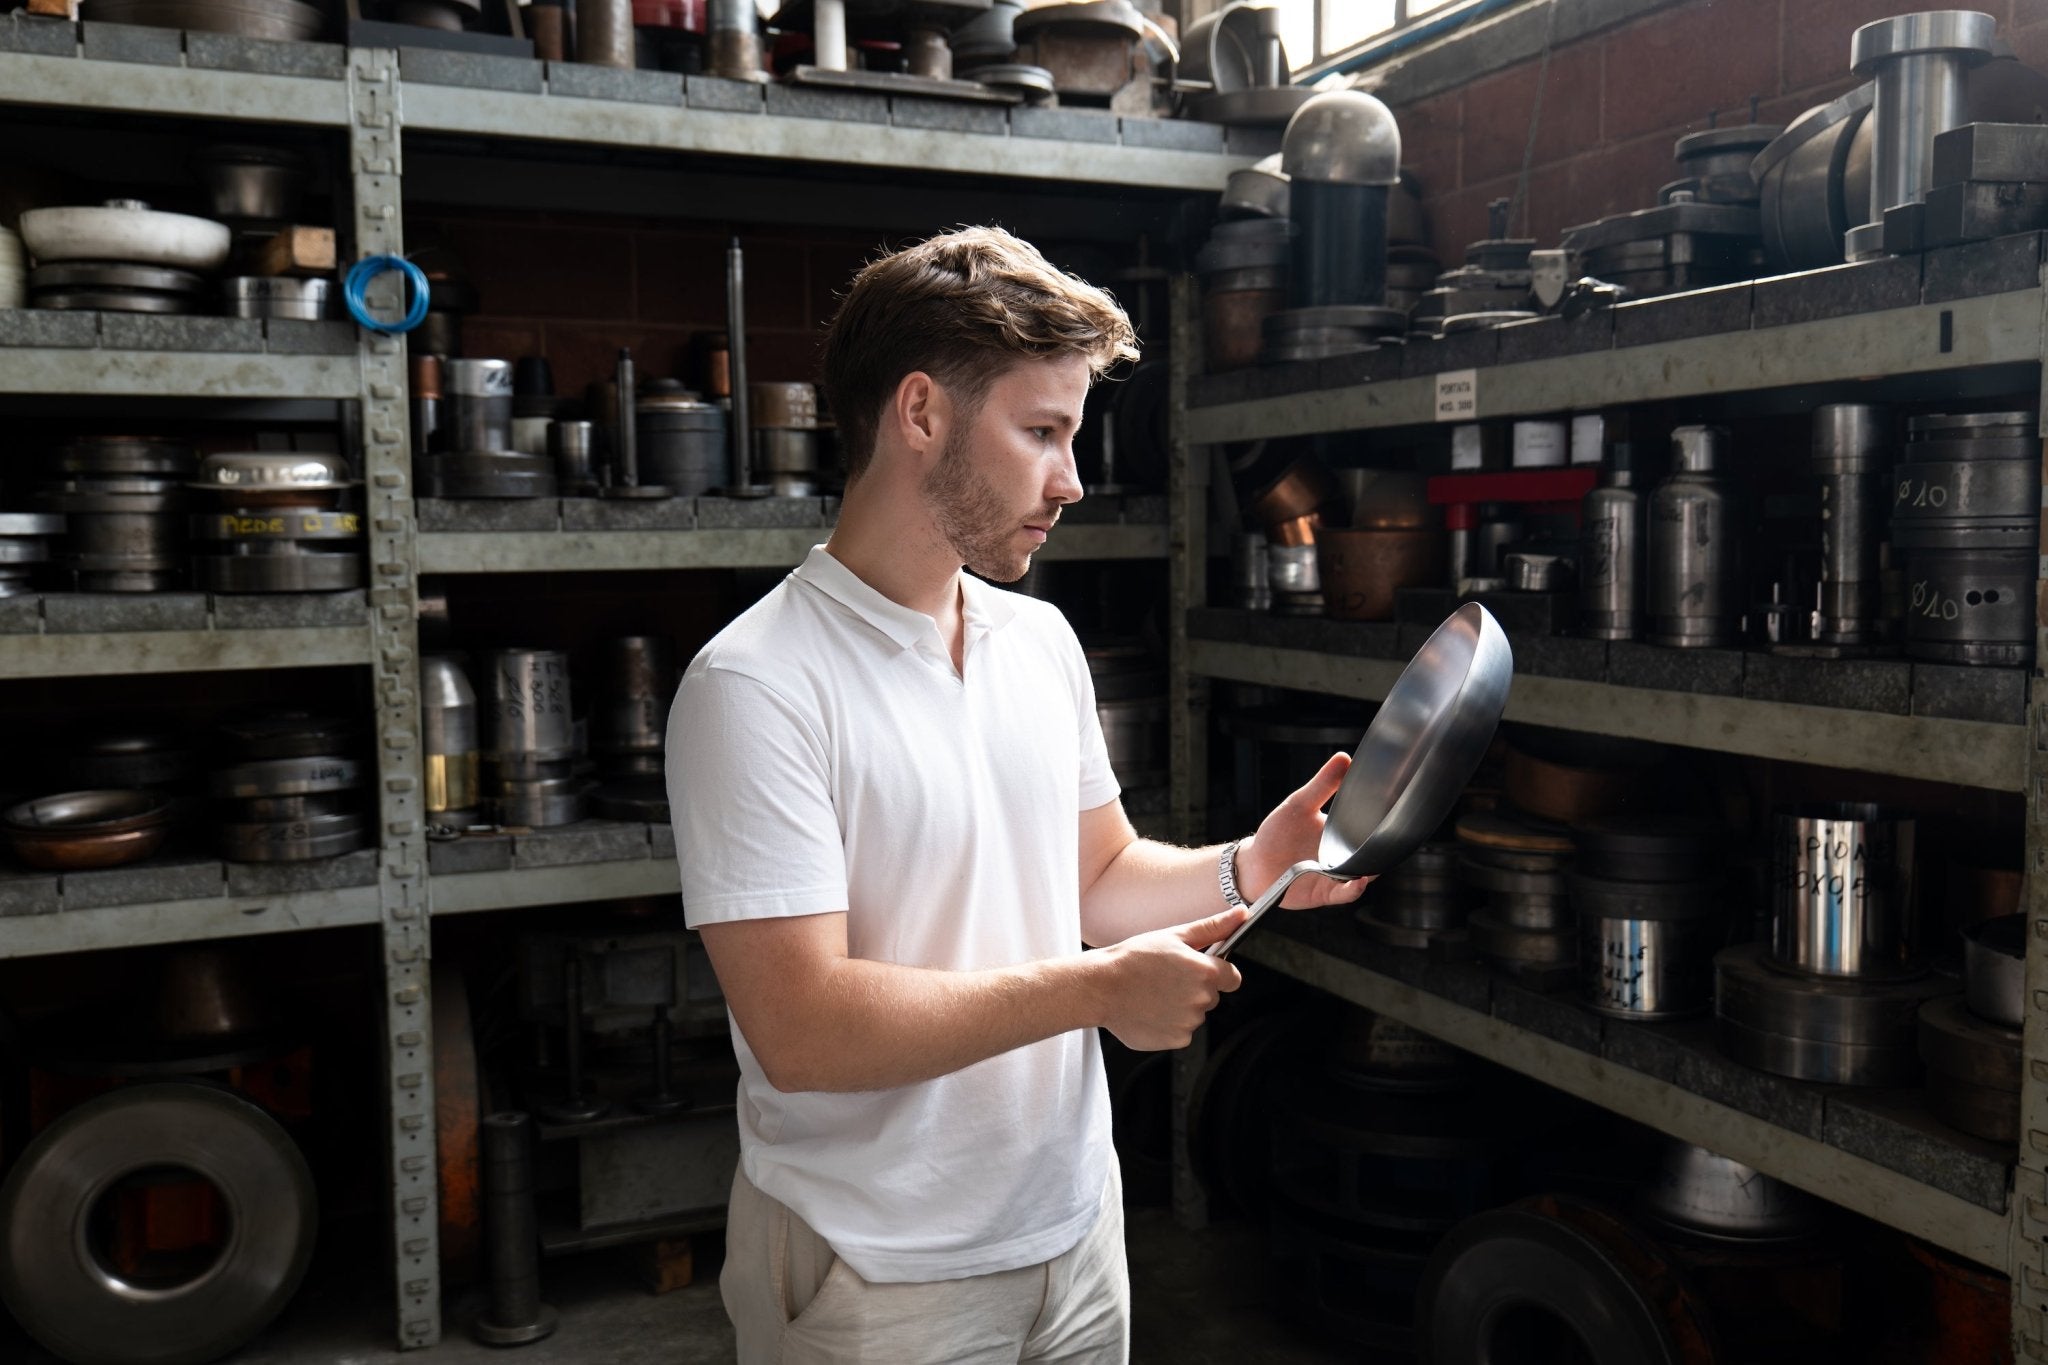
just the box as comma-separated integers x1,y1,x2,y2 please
1166,271,1214,1230
2012,262,2048,1361
348,49,441,1351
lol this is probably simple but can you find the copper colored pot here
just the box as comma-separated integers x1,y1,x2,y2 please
1266,512,1320,548
1248,457,1337,530
1317,526,1445,621
1502,746,1643,825
1205,288,1284,373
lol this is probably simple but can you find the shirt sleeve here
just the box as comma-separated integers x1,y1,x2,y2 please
1065,632,1121,812
667,661,850,927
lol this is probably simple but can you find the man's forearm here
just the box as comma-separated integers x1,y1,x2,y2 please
736,950,1109,1094
1080,834,1284,946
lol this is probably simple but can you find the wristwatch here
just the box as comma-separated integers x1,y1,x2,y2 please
1218,839,1249,910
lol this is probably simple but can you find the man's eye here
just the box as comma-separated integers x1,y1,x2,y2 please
1031,427,1053,441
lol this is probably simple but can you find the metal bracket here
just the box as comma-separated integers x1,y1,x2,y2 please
349,49,440,1352
2010,256,2048,1361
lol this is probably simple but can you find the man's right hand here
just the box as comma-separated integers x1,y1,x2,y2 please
1098,907,1247,1051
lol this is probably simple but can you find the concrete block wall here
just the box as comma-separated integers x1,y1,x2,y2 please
1386,0,2048,265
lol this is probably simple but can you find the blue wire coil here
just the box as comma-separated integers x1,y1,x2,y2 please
343,254,430,335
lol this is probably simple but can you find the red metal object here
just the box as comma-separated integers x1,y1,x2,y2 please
1427,468,1599,506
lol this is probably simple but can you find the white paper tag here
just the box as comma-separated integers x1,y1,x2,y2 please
1571,414,1606,464
1450,424,1485,470
1512,420,1567,468
1435,369,1478,422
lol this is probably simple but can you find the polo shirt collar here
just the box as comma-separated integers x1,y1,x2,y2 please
793,545,1020,652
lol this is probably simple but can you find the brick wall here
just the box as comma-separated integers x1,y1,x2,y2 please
408,207,886,401
1388,0,2048,264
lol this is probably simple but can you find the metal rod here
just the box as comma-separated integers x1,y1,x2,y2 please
726,238,753,493
614,347,638,488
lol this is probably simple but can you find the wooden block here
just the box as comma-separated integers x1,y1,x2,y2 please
255,226,337,278
26,0,76,17
638,1236,695,1295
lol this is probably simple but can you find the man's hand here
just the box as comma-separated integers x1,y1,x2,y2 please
1237,752,1373,910
1097,907,1246,1050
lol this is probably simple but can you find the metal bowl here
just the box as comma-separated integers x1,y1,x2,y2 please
19,200,232,272
3,789,173,870
192,144,311,223
1964,912,2025,1028
1637,1139,1823,1242
189,452,353,502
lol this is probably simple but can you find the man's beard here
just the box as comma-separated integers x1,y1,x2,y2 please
922,427,1047,583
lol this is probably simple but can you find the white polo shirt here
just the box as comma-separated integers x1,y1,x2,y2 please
668,544,1120,1283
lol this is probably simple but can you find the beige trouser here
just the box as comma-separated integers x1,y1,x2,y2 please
720,1161,1130,1365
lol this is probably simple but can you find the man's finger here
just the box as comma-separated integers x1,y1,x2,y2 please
1290,750,1351,810
1173,905,1249,949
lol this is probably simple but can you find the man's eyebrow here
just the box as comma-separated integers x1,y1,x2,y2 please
1020,407,1078,427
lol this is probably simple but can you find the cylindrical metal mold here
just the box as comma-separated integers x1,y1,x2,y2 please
594,636,676,772
575,0,634,67
1963,912,2024,1028
1917,994,2020,1143
473,1112,558,1346
1813,402,1892,644
1316,527,1444,622
708,0,766,81
1892,411,2039,551
1753,84,1873,272
637,395,726,497
484,649,577,766
1572,873,1720,1020
1636,1140,1824,1242
1288,181,1392,309
550,420,598,496
1848,10,1996,258
422,654,481,822
1578,450,1642,640
37,437,195,593
1647,425,1742,648
1716,942,1952,1086
1903,546,2034,666
444,358,514,455
190,504,364,593
1772,802,1917,978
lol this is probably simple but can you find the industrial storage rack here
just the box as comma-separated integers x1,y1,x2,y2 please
1162,245,2048,1351
0,23,1246,1350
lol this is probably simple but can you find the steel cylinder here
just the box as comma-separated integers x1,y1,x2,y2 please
1578,451,1642,640
1772,803,1917,978
484,649,576,767
709,0,767,81
574,0,634,66
444,359,513,455
420,654,480,818
474,1113,557,1346
1813,403,1891,644
1847,10,1996,256
1647,426,1742,648
550,420,598,494
594,636,676,772
1580,910,1719,1019
1286,181,1389,309
637,398,725,497
1894,410,2039,666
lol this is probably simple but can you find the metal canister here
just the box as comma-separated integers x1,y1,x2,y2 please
637,392,726,497
594,636,676,779
1196,218,1290,374
1647,426,1742,648
1572,873,1718,1019
421,654,481,823
576,0,634,67
1578,444,1642,640
483,649,577,774
1812,403,1891,645
1771,802,1917,978
550,421,598,496
708,0,767,81
1894,410,2039,667
444,359,514,456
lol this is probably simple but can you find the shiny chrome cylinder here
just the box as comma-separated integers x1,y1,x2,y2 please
483,648,577,767
1813,403,1891,644
1847,10,1995,256
1231,533,1271,611
1772,802,1917,977
1647,426,1741,647
445,359,513,456
709,0,768,81
421,654,480,818
550,420,598,495
1581,911,1718,1019
1578,457,1641,640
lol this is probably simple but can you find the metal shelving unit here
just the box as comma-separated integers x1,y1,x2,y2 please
0,35,1235,1353
1165,245,2048,1352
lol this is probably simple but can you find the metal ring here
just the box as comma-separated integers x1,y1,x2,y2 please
0,1082,317,1365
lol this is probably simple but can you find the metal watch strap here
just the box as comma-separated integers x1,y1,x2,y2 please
1218,839,1249,910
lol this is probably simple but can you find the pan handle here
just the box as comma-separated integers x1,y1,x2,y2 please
1206,859,1322,960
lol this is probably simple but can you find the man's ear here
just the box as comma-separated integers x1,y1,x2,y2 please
893,370,945,463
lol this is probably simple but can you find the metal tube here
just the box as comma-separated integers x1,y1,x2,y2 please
613,348,638,487
575,0,634,68
1772,803,1918,977
1845,11,1994,258
726,238,756,493
472,1112,557,1346
813,0,847,71
1812,403,1889,645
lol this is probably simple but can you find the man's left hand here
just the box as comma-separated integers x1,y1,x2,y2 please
1236,751,1373,910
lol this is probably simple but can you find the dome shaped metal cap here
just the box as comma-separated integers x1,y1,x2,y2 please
1281,90,1402,186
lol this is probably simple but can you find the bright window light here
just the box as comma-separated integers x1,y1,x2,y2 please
1322,0,1397,50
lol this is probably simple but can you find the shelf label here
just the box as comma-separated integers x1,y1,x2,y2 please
1436,369,1478,422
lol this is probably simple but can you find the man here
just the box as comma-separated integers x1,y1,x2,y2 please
669,226,1365,1363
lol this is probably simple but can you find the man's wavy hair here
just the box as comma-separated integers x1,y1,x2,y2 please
819,226,1140,482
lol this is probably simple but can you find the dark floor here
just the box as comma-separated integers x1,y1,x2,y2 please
2,1206,1350,1365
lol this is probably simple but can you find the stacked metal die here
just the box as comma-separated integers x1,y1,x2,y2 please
0,514,65,596
1456,812,1575,978
188,452,363,593
483,648,587,828
590,637,676,822
1919,912,2023,1142
1354,841,1473,949
1196,215,1290,372
636,383,726,498
37,436,193,592
751,382,824,497
418,358,558,499
1569,815,1722,1020
421,654,483,831
1892,410,2039,667
210,712,367,862
1715,803,1949,1086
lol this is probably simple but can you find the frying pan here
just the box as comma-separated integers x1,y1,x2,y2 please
1210,602,1514,959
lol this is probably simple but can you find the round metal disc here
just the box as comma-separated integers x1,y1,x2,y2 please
196,553,363,593
0,1082,317,1365
31,288,198,314
30,260,205,293
210,755,363,799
